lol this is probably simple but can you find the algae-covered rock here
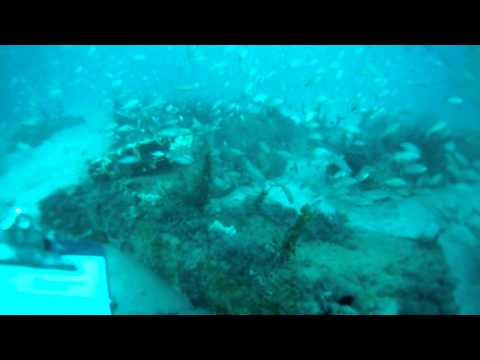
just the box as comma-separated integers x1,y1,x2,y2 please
36,99,462,315
88,137,176,181
297,229,458,315
39,173,458,314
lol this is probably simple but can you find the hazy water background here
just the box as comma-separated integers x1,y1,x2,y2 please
1,45,478,129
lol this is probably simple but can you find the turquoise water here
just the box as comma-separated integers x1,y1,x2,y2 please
0,45,479,314
1,45,477,126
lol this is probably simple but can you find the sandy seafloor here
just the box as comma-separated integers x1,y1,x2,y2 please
1,107,479,315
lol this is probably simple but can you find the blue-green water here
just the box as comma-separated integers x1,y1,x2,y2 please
0,45,479,314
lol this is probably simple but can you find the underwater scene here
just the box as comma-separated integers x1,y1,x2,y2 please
0,45,479,315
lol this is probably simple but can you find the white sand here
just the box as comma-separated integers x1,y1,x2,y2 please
0,110,111,217
105,245,198,314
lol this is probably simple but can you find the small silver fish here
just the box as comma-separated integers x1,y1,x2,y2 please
382,123,401,138
384,178,408,188
447,97,464,105
253,93,269,103
393,151,421,163
167,153,193,165
403,163,428,175
308,133,324,141
427,121,448,136
118,156,140,165
151,150,165,158
355,166,373,182
429,174,443,186
122,99,140,110
117,124,135,133
400,142,421,155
